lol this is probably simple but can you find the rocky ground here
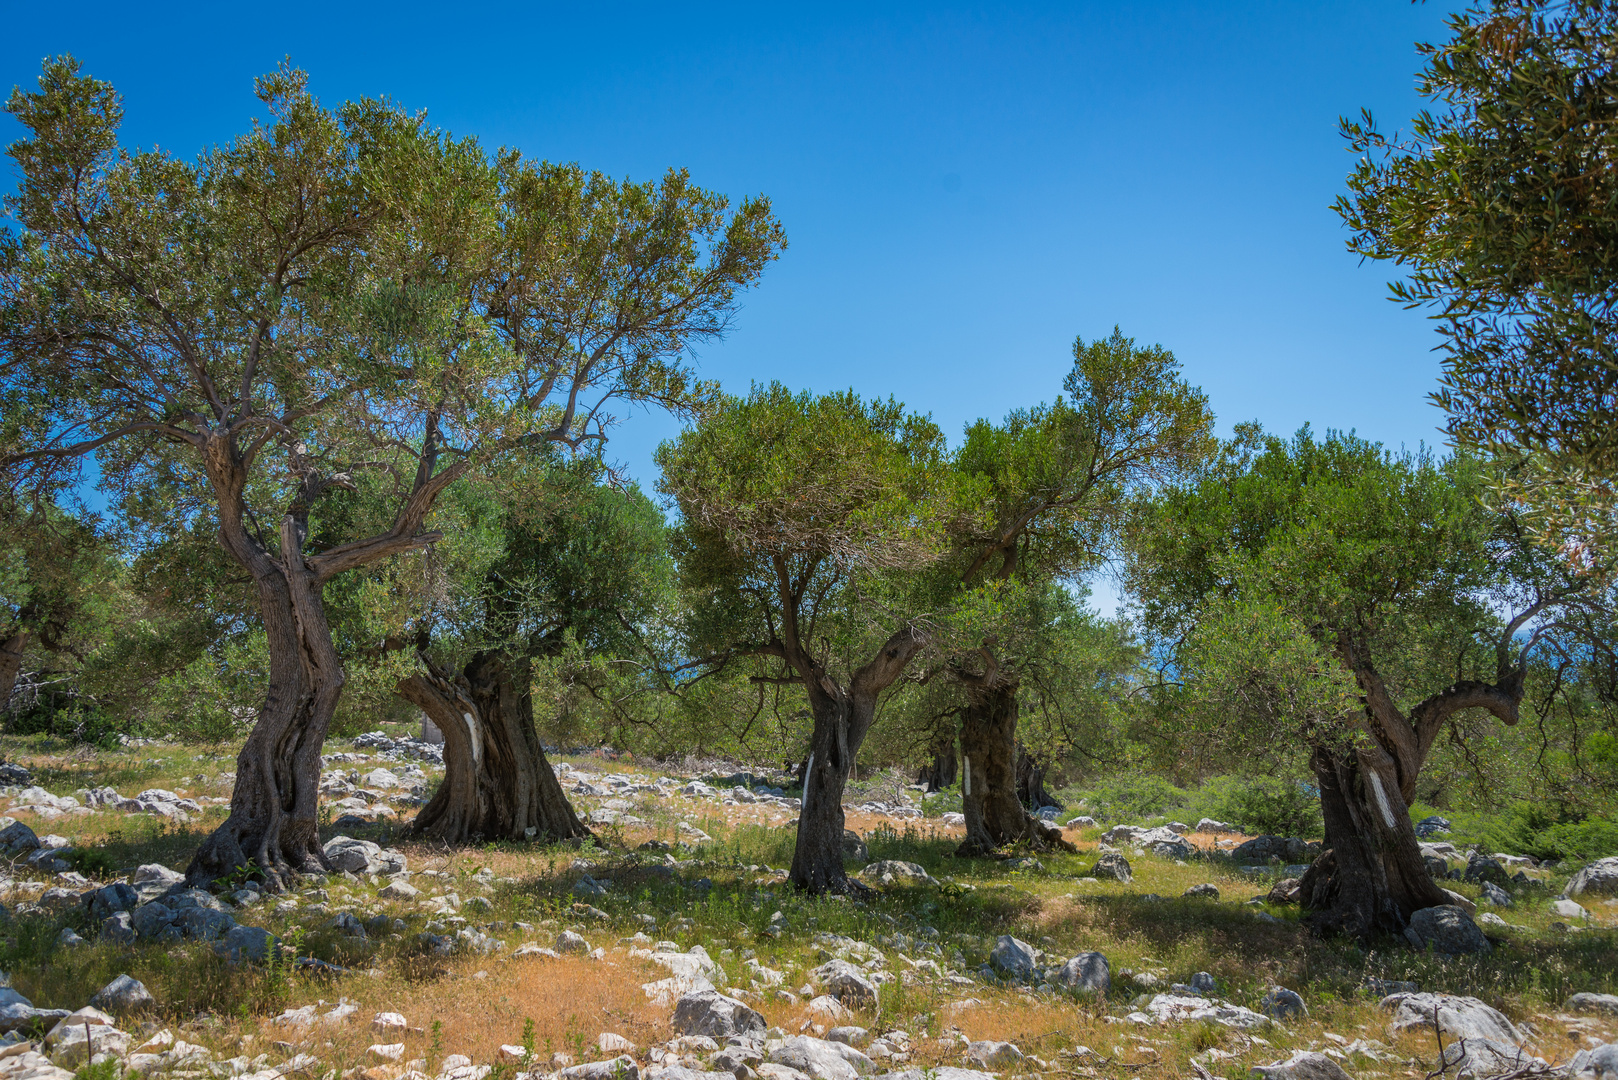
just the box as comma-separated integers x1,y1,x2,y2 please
0,731,1615,1080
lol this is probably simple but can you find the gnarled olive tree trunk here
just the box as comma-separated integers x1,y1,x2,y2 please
1298,630,1528,939
957,678,1072,856
790,626,930,894
397,650,591,844
188,520,342,891
1298,743,1448,937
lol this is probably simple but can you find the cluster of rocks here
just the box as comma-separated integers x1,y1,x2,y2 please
980,934,1111,995
2,788,89,823
80,786,209,822
1100,824,1196,860
352,729,444,763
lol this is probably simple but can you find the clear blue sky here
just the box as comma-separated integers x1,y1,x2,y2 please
3,2,1458,608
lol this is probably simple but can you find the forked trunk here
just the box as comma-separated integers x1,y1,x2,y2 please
397,650,591,845
1298,744,1448,939
187,564,339,891
791,691,863,894
1015,742,1062,812
0,631,28,714
957,681,1072,856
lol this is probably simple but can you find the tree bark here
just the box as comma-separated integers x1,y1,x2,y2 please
957,679,1073,856
0,631,28,715
918,737,957,792
1298,743,1449,938
1293,628,1531,940
187,544,340,891
397,650,591,844
1015,742,1062,812
787,624,930,894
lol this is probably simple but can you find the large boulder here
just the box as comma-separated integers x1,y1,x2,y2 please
989,936,1038,981
1567,1043,1618,1080
670,989,765,1038
0,988,69,1036
963,1042,1022,1069
1405,906,1491,955
1140,994,1269,1029
215,924,278,963
1092,853,1132,883
1054,952,1109,995
89,975,155,1014
323,835,383,874
0,820,40,854
1438,1039,1544,1078
1249,1051,1352,1080
1259,987,1307,1021
83,882,139,922
767,1036,874,1080
1567,994,1618,1016
1565,856,1618,898
1463,852,1510,888
1381,992,1524,1045
813,959,877,1003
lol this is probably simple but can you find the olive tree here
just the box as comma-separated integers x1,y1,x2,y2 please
657,384,951,893
0,58,783,887
1125,428,1613,939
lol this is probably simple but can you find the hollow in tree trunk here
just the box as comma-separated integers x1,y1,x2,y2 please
1298,743,1449,938
398,650,591,845
957,679,1073,856
187,540,340,891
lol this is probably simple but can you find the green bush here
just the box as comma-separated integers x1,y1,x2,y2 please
6,698,131,750
1481,802,1618,863
1067,772,1187,821
1195,774,1323,838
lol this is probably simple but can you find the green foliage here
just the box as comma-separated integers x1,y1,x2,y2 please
1337,1,1618,557
1071,772,1188,821
1197,774,1324,839
1481,802,1618,863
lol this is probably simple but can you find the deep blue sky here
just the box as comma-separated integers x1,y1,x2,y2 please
3,2,1459,609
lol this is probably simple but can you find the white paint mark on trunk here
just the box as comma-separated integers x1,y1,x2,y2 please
963,756,971,796
801,752,814,818
463,712,481,767
1367,769,1397,830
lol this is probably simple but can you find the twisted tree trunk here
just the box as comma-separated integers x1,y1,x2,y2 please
1298,629,1530,939
1298,743,1448,937
397,650,591,844
789,625,930,894
957,677,1073,856
187,527,340,891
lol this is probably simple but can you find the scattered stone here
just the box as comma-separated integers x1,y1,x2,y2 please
1259,987,1307,1020
379,879,420,901
1381,992,1523,1045
1183,883,1219,900
1054,952,1109,995
1195,818,1235,833
88,975,155,1014
1439,1038,1544,1078
1567,1043,1618,1080
1479,881,1512,907
1092,853,1131,883
1404,906,1491,955
988,935,1038,980
963,1041,1022,1069
215,925,278,963
1230,835,1316,864
557,1055,639,1080
1137,994,1269,1029
100,911,136,944
841,831,869,863
671,990,765,1038
557,931,591,954
1188,972,1218,995
857,861,937,888
826,1027,868,1048
373,1012,408,1030
1249,1050,1353,1080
